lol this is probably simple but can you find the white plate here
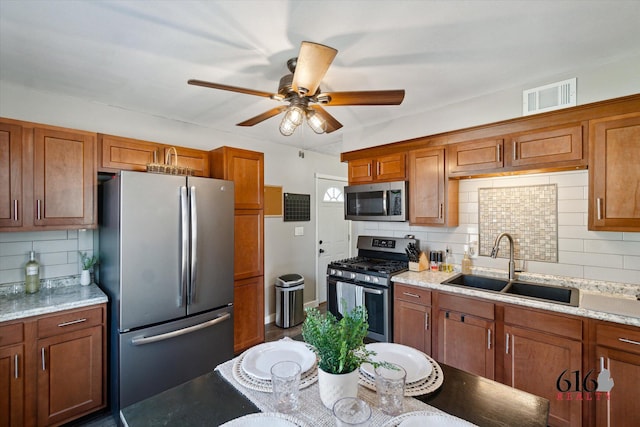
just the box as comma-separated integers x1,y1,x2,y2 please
384,411,475,427
221,412,309,427
241,340,315,380
360,343,432,383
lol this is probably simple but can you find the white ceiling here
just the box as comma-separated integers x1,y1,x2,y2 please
1,0,639,155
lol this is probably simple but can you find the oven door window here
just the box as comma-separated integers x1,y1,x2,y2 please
363,287,385,336
346,190,386,216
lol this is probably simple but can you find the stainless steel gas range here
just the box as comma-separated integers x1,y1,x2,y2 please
326,235,417,342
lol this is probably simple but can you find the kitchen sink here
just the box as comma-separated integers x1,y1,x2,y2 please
503,281,579,306
441,274,509,292
440,274,579,306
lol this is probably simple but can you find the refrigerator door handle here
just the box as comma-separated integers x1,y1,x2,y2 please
189,185,198,304
130,312,231,346
179,186,189,307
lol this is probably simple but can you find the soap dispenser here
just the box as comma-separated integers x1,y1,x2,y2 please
461,245,472,274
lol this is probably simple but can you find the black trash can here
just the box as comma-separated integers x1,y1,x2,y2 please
275,274,305,328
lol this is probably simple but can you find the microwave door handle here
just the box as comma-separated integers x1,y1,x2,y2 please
382,191,388,216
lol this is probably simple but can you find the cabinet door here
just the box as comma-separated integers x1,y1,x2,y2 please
448,138,504,176
37,325,104,426
0,344,24,427
348,158,374,183
504,325,582,427
33,127,96,227
394,300,431,355
589,112,640,231
0,122,22,228
211,147,264,210
375,153,406,181
166,146,210,177
233,275,265,354
594,346,640,427
98,133,162,172
437,309,495,379
509,124,584,168
234,210,264,280
409,148,458,226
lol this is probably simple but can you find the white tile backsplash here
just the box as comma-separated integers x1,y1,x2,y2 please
353,170,640,286
0,229,94,285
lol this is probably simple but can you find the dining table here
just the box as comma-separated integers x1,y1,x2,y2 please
120,339,549,427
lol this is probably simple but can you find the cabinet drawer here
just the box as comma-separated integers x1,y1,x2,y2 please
37,306,104,338
438,292,494,320
395,284,431,305
0,322,23,346
596,322,640,355
504,305,582,340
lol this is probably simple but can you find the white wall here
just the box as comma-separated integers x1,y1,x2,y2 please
0,83,348,323
354,170,640,288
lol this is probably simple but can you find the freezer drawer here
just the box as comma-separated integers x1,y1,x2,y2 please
117,307,233,409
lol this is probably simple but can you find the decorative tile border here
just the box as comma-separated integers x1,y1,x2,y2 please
478,184,558,262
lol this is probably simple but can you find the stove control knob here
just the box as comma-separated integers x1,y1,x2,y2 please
371,276,379,284
349,272,357,280
364,275,371,283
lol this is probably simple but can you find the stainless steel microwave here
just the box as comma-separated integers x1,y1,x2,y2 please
344,181,408,221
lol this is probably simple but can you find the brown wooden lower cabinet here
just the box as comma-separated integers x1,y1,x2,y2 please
436,293,495,380
234,276,265,354
393,284,432,355
0,304,106,427
591,321,640,427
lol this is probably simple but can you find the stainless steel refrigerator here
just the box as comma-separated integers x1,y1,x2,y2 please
99,171,234,418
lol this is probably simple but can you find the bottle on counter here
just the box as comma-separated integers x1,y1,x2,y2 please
461,245,472,274
25,251,40,294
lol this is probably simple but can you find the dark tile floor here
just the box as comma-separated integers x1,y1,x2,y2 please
68,303,325,426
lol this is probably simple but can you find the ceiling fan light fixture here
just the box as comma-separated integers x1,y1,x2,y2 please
279,114,298,136
306,109,326,134
284,104,305,126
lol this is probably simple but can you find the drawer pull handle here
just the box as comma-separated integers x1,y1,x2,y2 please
506,333,510,354
58,318,87,327
402,291,420,299
41,348,46,371
487,329,491,350
619,337,640,346
425,313,429,330
14,354,19,379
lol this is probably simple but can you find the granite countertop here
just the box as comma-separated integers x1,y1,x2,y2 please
393,268,640,327
0,283,108,322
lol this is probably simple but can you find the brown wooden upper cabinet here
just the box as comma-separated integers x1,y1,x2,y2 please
448,138,504,177
209,147,264,210
588,112,640,231
348,153,406,184
0,118,96,232
408,147,458,226
448,123,586,177
98,134,210,177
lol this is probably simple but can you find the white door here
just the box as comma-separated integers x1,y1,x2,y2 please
316,175,350,304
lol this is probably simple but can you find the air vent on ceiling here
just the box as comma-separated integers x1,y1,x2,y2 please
523,78,576,116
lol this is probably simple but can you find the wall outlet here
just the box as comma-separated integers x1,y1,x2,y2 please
294,226,304,236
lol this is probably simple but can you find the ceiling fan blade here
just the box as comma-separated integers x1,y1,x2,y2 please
188,79,277,98
309,105,343,134
292,41,338,96
236,106,287,127
320,90,405,106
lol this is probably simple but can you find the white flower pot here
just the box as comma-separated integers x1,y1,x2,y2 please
80,270,91,286
317,367,359,409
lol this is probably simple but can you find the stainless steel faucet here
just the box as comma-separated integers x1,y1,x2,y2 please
491,232,516,281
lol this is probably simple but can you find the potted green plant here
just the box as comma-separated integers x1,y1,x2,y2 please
78,251,98,286
302,305,378,408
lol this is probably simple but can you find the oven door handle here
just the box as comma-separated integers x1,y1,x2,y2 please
363,287,384,295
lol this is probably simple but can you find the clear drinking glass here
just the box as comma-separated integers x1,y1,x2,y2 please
375,363,406,416
332,397,372,427
270,361,301,413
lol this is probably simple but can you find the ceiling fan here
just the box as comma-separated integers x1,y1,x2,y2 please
188,41,405,136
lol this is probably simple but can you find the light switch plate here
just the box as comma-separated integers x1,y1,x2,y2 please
294,226,304,236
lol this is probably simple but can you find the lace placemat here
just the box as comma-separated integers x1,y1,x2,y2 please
358,354,444,396
381,410,476,427
216,355,471,427
220,412,312,427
